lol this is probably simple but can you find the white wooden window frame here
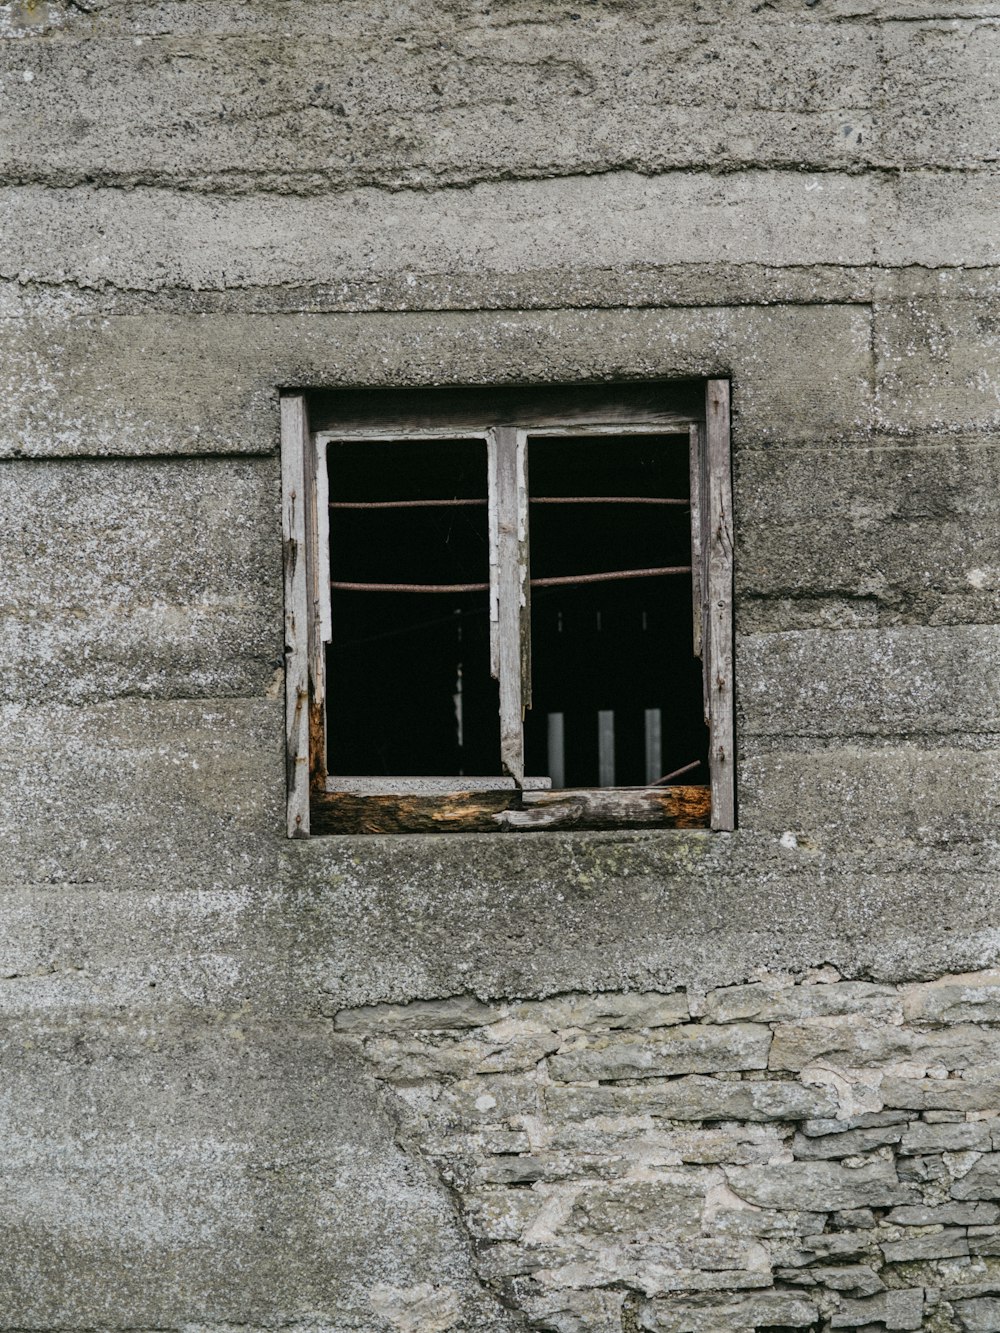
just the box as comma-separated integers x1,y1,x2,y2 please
281,382,734,836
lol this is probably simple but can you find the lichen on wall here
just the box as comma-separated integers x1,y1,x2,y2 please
337,972,1000,1332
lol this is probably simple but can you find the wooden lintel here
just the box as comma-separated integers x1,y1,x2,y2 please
310,785,711,835
309,382,704,437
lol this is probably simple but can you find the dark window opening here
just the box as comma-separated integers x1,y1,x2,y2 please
282,380,734,836
326,437,502,777
524,435,708,789
325,432,707,788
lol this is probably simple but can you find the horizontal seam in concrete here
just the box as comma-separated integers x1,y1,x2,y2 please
0,450,280,466
0,160,993,200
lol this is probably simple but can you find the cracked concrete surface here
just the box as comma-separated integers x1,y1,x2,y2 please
1,0,999,1329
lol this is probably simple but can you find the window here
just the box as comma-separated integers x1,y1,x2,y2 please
281,382,733,836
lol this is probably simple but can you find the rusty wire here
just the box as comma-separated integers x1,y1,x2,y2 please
329,496,688,509
330,565,691,593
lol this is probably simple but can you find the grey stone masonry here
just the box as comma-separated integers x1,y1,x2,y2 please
335,971,1000,1331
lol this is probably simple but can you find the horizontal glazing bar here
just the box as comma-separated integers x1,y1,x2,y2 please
329,498,486,509
330,565,691,593
328,496,688,509
532,565,691,588
533,497,689,506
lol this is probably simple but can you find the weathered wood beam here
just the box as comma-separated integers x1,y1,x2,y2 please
498,786,711,831
704,379,735,832
311,790,519,835
280,393,313,838
310,785,711,835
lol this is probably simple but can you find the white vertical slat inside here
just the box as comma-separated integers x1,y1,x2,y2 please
644,707,662,786
704,379,735,831
598,710,616,787
492,425,529,784
547,712,565,789
280,393,313,837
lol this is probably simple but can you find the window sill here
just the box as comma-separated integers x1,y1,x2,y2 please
309,784,711,835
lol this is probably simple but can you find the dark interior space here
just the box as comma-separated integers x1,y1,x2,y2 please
523,434,709,788
309,380,706,435
325,429,708,786
326,437,501,777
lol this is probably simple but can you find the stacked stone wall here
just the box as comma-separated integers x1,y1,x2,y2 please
337,975,1000,1332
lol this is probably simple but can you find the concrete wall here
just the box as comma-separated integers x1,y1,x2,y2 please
2,2,999,1330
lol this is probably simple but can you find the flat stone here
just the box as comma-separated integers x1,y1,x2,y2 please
770,1016,1000,1072
888,1203,1000,1226
770,1016,910,1070
801,1112,910,1137
899,1121,991,1155
362,1031,561,1082
830,1287,924,1330
547,1024,772,1082
543,1076,837,1124
880,1229,969,1263
882,1078,1000,1113
639,1290,820,1332
651,1076,838,1123
460,1190,544,1243
569,1181,704,1239
445,1074,543,1127
772,1231,873,1270
712,1209,827,1242
952,1297,1000,1333
832,1209,877,1229
810,1266,885,1297
513,991,689,1032
952,1155,1000,1201
473,1156,548,1186
704,981,900,1025
792,1124,905,1159
524,1286,625,1333
902,971,1000,1024
725,1161,913,1212
333,996,502,1033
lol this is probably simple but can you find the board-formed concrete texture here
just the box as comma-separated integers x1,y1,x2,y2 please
2,0,999,1329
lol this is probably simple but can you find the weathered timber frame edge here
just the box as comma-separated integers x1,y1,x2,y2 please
280,382,735,836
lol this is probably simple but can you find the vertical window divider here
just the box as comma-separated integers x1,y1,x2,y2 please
311,435,332,789
280,392,314,837
704,379,735,831
489,426,531,785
